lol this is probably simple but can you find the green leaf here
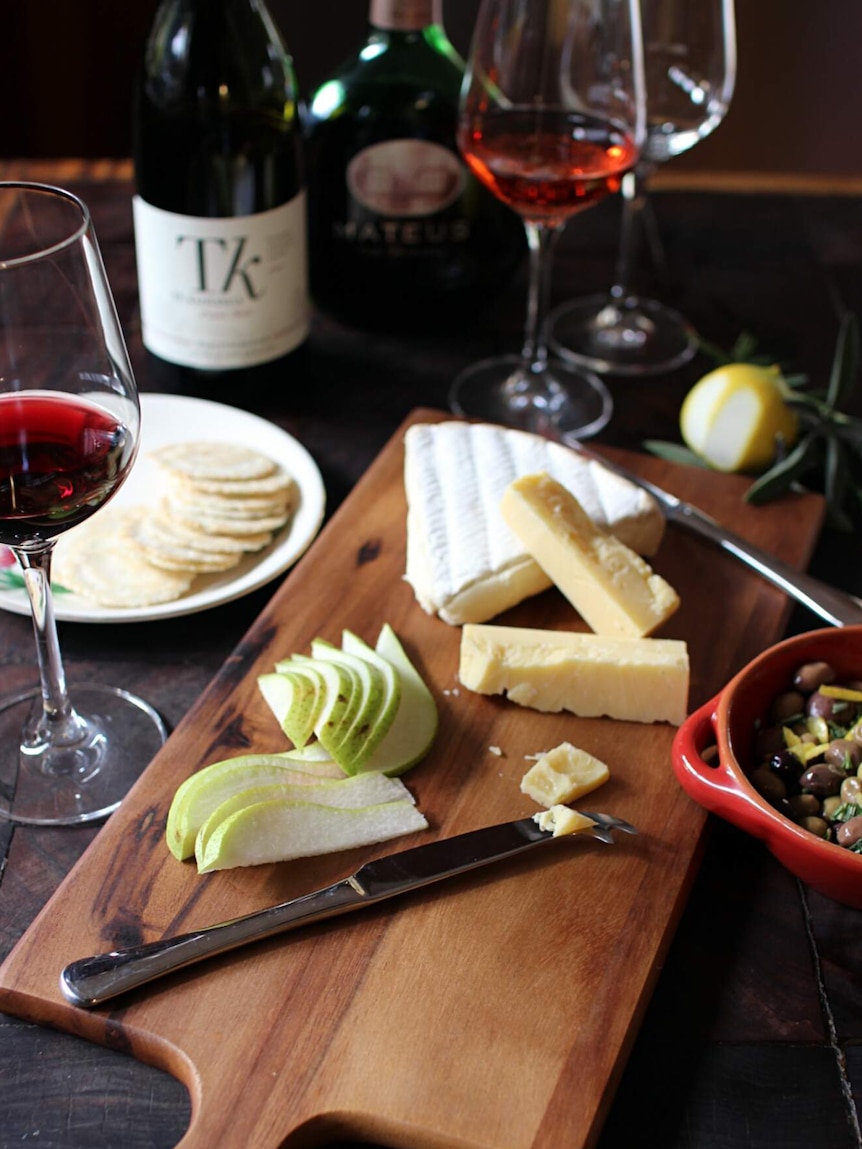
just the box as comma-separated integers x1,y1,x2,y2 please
641,440,708,468
744,432,821,505
826,312,860,410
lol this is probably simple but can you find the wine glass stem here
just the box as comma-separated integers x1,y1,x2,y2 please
15,544,81,745
521,221,563,372
609,164,651,303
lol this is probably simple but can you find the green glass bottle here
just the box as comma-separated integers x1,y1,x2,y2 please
303,0,525,333
132,0,309,400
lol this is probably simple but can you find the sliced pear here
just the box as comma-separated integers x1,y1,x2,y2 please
342,624,438,776
197,798,428,873
312,636,401,774
310,638,387,772
286,653,362,764
194,772,413,860
257,668,324,748
167,753,342,860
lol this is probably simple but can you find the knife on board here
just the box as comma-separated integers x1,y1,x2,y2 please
60,811,637,1009
573,442,862,628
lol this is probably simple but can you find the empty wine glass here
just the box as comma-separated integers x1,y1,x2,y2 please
448,0,646,441
547,0,736,375
0,183,167,825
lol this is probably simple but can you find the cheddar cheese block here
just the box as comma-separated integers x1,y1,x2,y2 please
403,422,665,626
459,624,689,725
500,472,679,637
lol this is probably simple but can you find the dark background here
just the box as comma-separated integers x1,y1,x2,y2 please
2,0,862,176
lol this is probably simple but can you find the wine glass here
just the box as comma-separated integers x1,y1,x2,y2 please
0,183,167,825
447,0,646,441
547,0,736,375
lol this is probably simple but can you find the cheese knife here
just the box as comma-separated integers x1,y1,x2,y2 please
60,810,636,1008
574,443,862,628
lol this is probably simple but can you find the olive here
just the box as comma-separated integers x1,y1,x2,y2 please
769,690,806,723
750,767,786,803
800,815,830,839
768,748,804,784
835,815,862,848
825,740,862,771
754,726,786,760
799,762,845,797
822,795,844,821
787,793,821,819
840,775,862,804
793,661,836,693
806,692,839,720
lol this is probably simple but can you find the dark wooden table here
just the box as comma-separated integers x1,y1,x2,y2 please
1,159,861,1149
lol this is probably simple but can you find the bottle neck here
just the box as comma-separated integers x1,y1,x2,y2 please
369,0,442,32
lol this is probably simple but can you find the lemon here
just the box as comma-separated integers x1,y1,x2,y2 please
679,363,799,473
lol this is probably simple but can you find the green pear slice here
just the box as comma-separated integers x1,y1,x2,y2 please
342,624,438,776
310,638,384,772
257,668,324,748
286,653,362,764
278,744,345,777
166,753,347,861
312,637,401,774
194,772,413,860
197,798,428,873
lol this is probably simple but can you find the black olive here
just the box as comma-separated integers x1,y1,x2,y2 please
768,748,804,784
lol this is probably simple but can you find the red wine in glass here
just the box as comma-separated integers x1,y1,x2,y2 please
0,393,131,547
0,181,166,826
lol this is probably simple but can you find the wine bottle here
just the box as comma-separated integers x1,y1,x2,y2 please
302,0,525,333
132,0,309,400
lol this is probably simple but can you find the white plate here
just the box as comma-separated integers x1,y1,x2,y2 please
0,393,326,623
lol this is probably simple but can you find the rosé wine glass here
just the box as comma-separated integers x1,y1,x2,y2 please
0,183,166,825
547,0,736,375
447,0,645,441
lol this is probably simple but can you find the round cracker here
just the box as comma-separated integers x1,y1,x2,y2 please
54,514,194,607
151,441,277,481
144,513,273,554
175,469,295,497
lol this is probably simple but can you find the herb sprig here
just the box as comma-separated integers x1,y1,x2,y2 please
645,313,862,531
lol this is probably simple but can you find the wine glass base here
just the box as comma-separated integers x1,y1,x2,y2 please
547,294,698,377
0,684,168,826
448,353,613,442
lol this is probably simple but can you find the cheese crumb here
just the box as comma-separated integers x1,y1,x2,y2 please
488,745,503,757
533,806,597,837
521,741,610,807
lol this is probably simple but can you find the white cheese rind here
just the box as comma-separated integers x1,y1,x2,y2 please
500,472,679,637
459,624,689,725
403,422,665,626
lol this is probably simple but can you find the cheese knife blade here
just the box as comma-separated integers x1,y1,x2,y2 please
60,811,636,1008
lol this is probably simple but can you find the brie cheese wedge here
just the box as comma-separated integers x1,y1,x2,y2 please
403,421,665,625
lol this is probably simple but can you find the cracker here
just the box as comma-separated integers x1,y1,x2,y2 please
175,469,296,497
54,512,194,607
170,510,291,536
151,441,277,481
125,518,242,573
144,512,273,554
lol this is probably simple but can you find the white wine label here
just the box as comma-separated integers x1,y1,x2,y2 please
133,194,309,371
347,140,465,217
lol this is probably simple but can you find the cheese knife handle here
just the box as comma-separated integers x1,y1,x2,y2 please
59,878,361,1008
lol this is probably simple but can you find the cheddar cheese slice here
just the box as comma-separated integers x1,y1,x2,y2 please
459,624,689,725
500,472,679,637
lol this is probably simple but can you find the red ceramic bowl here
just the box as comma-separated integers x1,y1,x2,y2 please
672,625,862,910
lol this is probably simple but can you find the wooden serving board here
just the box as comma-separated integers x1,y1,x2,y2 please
0,408,825,1149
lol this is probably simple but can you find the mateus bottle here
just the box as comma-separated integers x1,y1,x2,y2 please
303,0,525,333
132,0,309,400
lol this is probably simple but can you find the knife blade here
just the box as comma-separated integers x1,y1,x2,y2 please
60,810,636,1009
572,442,862,628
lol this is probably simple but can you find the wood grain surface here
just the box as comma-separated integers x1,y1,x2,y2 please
0,408,825,1149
